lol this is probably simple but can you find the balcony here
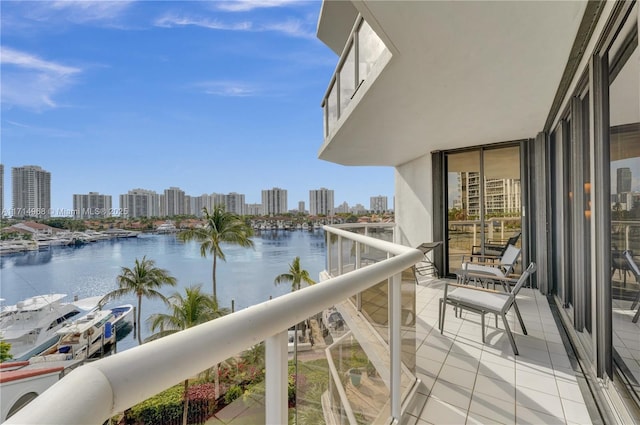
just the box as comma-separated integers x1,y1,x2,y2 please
5,224,597,424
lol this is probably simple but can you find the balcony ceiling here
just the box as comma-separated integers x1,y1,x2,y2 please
318,1,588,166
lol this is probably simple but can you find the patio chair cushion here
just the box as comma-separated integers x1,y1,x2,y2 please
447,287,509,311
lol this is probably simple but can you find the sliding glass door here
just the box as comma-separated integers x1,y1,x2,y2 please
445,145,523,275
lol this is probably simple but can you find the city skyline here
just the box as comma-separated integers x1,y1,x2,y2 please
1,1,393,214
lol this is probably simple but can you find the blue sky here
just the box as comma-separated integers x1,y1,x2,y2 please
0,0,393,214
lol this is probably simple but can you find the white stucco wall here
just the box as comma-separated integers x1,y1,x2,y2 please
394,153,433,248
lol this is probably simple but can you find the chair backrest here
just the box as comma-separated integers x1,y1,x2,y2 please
505,232,521,248
624,250,640,279
500,244,521,274
502,262,537,313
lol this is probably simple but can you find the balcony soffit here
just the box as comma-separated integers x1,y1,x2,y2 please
319,1,589,167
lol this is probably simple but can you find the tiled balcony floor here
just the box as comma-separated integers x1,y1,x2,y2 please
405,276,595,425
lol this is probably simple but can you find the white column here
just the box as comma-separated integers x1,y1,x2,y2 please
265,331,288,424
390,272,402,420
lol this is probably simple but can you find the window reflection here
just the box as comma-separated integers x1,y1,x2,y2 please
609,22,639,390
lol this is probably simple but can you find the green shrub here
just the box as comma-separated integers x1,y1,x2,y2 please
224,385,243,405
129,383,217,425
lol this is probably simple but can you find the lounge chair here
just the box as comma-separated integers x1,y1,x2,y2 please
470,231,521,261
458,244,521,288
439,262,537,355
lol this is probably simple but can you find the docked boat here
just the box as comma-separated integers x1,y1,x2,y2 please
109,304,133,333
32,309,116,362
0,294,102,361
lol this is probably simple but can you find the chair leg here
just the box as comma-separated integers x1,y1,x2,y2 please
633,305,640,324
439,298,446,334
512,302,527,335
502,313,519,355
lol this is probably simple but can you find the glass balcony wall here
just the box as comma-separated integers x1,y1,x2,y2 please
322,16,388,138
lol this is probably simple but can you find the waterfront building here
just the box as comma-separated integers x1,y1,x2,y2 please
163,187,185,217
225,192,246,216
349,203,366,215
72,192,113,219
11,165,51,218
261,187,287,215
119,189,160,218
335,201,349,214
183,195,192,216
309,187,334,216
317,1,640,422
246,203,263,216
369,195,388,213
298,201,305,213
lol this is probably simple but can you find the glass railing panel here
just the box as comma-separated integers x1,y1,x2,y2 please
328,232,339,276
339,42,356,114
358,20,386,85
328,333,390,425
327,81,339,135
343,237,357,274
360,278,389,344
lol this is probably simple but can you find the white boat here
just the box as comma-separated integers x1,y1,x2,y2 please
0,294,102,361
108,304,133,332
156,222,177,234
32,309,116,362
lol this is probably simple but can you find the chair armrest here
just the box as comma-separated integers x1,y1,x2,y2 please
466,260,506,267
445,282,502,294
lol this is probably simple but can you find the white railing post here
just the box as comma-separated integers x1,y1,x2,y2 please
338,235,344,275
356,242,362,310
265,331,288,424
327,232,333,273
390,272,402,420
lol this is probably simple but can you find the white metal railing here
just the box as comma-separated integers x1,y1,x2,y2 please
6,231,423,425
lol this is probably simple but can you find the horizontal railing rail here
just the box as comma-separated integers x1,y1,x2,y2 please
7,233,423,425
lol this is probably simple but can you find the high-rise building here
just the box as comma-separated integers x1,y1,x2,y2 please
11,165,51,218
164,187,185,217
119,189,160,218
225,192,246,216
261,187,287,215
73,192,113,219
309,188,334,216
0,164,4,217
335,201,349,214
617,167,632,194
298,201,305,213
350,204,367,215
370,195,388,213
246,203,263,216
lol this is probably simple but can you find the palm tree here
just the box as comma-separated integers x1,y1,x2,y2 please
274,256,316,292
100,256,177,345
146,285,229,425
178,206,254,298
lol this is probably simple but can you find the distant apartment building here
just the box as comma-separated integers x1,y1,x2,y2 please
184,195,192,216
163,187,185,217
455,172,521,217
335,201,350,214
0,164,4,217
350,204,367,215
369,195,388,213
310,188,334,216
119,189,160,218
617,167,632,193
72,192,113,219
246,203,263,216
262,187,287,215
298,201,305,213
11,165,51,218
225,192,246,216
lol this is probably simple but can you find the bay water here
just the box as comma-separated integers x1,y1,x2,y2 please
0,230,326,352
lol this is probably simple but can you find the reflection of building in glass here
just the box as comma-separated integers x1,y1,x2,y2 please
454,172,521,217
615,167,633,210
617,167,632,193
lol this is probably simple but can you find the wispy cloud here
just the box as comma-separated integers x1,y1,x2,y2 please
214,0,302,13
45,1,134,23
4,120,82,138
1,47,81,110
196,81,259,97
154,14,314,38
154,15,252,31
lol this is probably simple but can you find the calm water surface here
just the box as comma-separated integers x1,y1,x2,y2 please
0,230,326,351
